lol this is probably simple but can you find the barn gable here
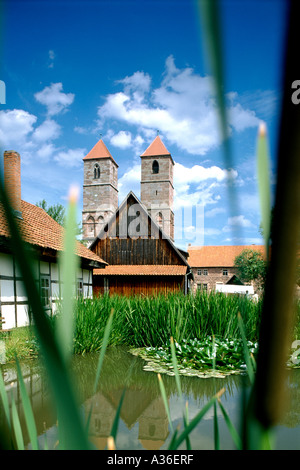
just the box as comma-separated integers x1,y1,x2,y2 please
89,191,193,296
90,191,189,267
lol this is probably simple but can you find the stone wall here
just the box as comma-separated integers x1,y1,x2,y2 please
82,158,118,240
191,266,240,293
140,155,174,240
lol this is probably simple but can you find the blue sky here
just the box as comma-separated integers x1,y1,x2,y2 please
0,0,288,249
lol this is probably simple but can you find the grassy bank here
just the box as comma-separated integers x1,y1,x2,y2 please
72,291,263,355
0,326,39,362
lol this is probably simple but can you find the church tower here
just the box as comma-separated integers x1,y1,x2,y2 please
140,135,175,241
82,138,118,243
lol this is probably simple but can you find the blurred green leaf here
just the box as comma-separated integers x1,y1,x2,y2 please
256,123,271,255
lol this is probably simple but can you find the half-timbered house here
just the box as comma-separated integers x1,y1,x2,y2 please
0,150,106,329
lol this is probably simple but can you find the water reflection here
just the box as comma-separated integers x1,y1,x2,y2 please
1,346,300,450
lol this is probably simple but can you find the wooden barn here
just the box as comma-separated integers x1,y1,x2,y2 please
82,135,193,297
90,191,193,296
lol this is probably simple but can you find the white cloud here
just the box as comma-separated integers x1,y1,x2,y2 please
0,109,37,147
174,162,237,186
228,103,260,132
54,148,87,168
223,215,255,232
36,143,57,161
48,50,55,68
173,161,237,208
117,159,237,225
97,56,260,156
110,130,132,149
118,164,141,202
32,119,61,142
117,71,151,102
34,83,74,116
205,207,226,218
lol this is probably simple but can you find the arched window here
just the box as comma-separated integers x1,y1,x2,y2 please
152,160,159,174
156,211,164,228
87,215,95,237
94,163,100,179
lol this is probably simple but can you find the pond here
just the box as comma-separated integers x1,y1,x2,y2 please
1,346,300,450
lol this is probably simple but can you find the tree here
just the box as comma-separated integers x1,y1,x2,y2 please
36,199,82,237
234,249,266,287
36,199,66,226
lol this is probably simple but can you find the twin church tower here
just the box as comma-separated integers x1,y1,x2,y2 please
82,134,175,244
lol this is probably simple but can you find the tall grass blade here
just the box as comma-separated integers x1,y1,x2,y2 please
197,0,238,220
170,337,191,449
184,401,191,451
93,309,114,394
218,399,242,450
0,369,11,431
251,0,300,436
169,389,225,450
11,396,24,450
213,402,220,450
16,358,38,450
170,337,182,399
168,426,179,450
256,123,271,255
109,387,126,445
157,373,174,434
237,313,254,384
57,186,79,363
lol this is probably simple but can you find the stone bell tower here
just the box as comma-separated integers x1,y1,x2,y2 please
82,138,118,243
140,135,175,241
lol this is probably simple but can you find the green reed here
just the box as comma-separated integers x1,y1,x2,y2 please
71,291,262,355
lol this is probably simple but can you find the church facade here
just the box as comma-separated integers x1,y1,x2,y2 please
82,135,192,296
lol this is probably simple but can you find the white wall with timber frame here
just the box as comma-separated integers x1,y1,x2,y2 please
0,252,94,330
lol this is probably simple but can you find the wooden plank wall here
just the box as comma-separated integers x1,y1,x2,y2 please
94,237,183,265
93,275,185,297
92,194,186,266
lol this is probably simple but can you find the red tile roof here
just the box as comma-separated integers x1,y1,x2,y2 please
0,200,107,266
83,139,118,166
141,135,171,157
93,265,187,276
187,245,266,267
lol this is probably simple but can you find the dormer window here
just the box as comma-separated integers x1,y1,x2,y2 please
152,160,159,174
94,163,100,179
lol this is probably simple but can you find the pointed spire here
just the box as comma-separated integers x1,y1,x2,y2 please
141,135,171,157
83,138,118,166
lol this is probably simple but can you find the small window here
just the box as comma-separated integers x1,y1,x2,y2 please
40,275,51,309
197,269,202,276
223,269,228,276
203,269,208,276
152,160,159,174
197,283,207,291
77,279,83,297
94,163,100,179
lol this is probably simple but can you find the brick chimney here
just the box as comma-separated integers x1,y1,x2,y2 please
3,151,22,218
